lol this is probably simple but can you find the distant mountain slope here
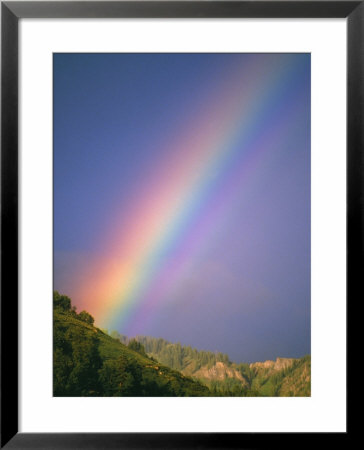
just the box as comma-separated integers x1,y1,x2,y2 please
110,334,310,397
250,356,311,396
53,292,209,397
110,332,231,371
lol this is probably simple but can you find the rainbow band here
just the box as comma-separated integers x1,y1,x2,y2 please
73,54,309,335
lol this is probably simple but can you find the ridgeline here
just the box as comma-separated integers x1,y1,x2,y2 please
53,292,209,396
53,292,310,397
110,334,311,396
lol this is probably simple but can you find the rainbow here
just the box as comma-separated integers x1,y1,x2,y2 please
71,54,309,334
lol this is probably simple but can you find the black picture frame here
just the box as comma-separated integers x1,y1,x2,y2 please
1,1,358,448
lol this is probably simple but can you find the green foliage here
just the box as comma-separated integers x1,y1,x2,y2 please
53,292,210,397
123,334,311,397
127,339,147,357
53,315,102,396
53,291,72,312
53,292,310,398
110,330,128,344
99,354,142,396
249,357,311,396
78,310,95,325
131,335,230,372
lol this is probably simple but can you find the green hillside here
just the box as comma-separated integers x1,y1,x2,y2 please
53,291,310,397
53,292,209,397
110,334,311,397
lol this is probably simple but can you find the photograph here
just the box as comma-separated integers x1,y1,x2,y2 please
53,52,311,397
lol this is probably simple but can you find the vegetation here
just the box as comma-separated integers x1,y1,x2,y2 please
109,334,311,397
109,332,230,371
53,292,210,397
53,291,310,397
249,356,311,396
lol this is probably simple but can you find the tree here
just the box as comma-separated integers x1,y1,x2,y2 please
99,354,142,396
78,310,95,325
53,316,102,396
53,291,72,312
128,339,147,357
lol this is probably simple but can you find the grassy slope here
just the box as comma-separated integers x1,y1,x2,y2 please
54,311,210,396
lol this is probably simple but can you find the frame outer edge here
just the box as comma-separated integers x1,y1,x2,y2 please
2,1,362,19
1,1,359,447
1,2,19,449
347,0,363,434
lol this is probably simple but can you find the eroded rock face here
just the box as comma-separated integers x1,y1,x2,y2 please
181,355,310,396
249,360,275,370
193,361,247,384
275,357,295,371
250,357,295,373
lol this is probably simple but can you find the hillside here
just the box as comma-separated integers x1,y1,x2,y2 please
111,334,311,396
53,292,209,397
250,356,311,396
53,291,310,397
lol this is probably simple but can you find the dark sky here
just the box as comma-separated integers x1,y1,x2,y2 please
54,53,310,363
